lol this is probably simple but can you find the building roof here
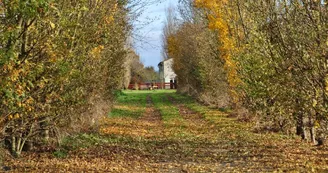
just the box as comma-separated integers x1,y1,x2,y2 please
158,58,172,67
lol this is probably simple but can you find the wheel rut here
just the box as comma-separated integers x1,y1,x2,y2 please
132,94,163,138
139,95,162,123
166,95,207,126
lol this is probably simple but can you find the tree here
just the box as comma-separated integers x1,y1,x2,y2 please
143,66,158,82
234,0,328,141
166,1,230,107
0,0,130,156
161,5,178,60
195,0,240,107
167,0,328,143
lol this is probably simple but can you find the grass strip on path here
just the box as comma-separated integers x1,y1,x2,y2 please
150,91,184,126
109,90,148,119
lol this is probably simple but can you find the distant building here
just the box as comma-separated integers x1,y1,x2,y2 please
158,58,177,89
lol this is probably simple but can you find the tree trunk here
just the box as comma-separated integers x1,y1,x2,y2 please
310,126,316,144
11,136,16,154
309,116,316,144
40,117,50,142
296,112,305,139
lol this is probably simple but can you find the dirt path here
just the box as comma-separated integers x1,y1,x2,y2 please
139,95,162,124
3,90,328,172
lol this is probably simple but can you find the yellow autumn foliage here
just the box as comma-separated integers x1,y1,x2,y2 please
195,0,240,104
1,0,130,156
90,45,105,59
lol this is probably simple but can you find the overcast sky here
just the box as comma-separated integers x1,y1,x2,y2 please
133,0,179,71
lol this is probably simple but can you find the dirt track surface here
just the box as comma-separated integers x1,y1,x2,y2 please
3,90,328,172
